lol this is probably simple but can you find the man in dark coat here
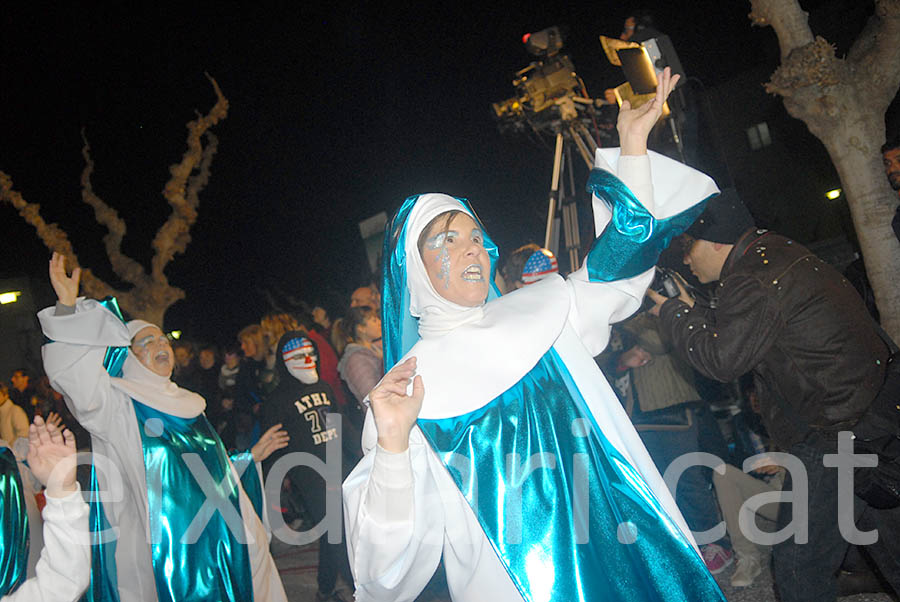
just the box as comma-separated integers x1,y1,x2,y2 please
647,191,900,602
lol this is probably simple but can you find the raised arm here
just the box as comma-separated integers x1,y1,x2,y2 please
564,69,718,355
37,253,131,435
343,358,446,600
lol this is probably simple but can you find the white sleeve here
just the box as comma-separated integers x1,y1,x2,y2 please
343,413,444,602
37,298,132,435
565,150,718,356
2,487,90,602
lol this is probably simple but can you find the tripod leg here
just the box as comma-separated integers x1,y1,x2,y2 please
569,121,597,169
544,132,565,251
561,143,581,271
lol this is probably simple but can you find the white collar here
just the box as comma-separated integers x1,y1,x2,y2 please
404,274,570,419
111,352,205,419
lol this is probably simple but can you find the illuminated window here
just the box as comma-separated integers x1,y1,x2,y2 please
746,122,772,150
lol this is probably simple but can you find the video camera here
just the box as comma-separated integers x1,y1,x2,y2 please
491,26,592,129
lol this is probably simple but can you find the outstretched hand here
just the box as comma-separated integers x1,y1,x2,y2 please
369,357,424,453
251,423,290,462
44,411,64,430
48,252,81,307
27,415,78,498
617,67,680,156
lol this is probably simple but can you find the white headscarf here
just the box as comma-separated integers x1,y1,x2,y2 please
404,194,487,338
108,319,205,418
396,194,570,419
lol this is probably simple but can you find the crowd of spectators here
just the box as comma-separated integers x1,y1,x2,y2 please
0,147,896,600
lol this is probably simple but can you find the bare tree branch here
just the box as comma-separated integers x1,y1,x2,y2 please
0,75,228,326
152,74,229,280
0,171,121,301
845,0,900,110
749,0,814,59
80,131,150,288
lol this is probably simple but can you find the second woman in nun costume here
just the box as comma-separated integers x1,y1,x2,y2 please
343,69,727,601
38,253,289,602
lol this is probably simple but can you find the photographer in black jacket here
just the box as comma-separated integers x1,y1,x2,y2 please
647,190,900,602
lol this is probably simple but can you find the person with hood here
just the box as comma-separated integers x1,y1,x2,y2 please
38,253,289,602
262,332,352,602
343,68,725,601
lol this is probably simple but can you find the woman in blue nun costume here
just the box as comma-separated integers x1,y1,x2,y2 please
342,69,727,602
37,254,288,602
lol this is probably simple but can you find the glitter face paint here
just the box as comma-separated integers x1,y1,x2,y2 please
426,231,455,289
421,214,490,307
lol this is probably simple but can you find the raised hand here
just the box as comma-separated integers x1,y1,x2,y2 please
251,423,290,462
44,411,64,430
48,252,81,307
369,357,424,453
617,66,680,156
27,415,78,498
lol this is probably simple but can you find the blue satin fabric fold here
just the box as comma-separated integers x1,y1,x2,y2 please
381,194,501,369
230,451,263,520
418,349,724,602
0,447,28,597
80,297,128,602
584,169,710,282
134,401,253,602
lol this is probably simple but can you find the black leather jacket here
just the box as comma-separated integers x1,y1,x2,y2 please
659,229,890,448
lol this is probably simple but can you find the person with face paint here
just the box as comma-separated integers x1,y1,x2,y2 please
261,332,353,602
343,68,726,601
37,253,289,602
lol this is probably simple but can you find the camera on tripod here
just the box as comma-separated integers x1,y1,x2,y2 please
491,26,588,127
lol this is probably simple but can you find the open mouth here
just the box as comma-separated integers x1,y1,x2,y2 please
461,264,484,282
154,350,170,363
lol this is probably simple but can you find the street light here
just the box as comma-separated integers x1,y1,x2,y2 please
825,188,842,200
0,291,22,305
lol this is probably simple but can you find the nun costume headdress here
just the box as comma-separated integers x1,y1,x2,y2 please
343,149,726,602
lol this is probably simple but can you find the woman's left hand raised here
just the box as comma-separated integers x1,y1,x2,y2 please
369,357,424,453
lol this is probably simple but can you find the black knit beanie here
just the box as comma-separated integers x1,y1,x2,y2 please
685,188,755,244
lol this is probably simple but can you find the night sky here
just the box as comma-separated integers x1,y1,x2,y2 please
0,1,873,344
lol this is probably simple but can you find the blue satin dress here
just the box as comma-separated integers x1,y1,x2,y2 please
77,297,258,602
418,350,724,602
0,446,28,597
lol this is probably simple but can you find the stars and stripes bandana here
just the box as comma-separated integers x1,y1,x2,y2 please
521,248,559,285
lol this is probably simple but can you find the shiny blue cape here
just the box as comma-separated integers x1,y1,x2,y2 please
134,402,253,602
230,451,263,520
0,446,28,597
584,169,709,282
418,350,723,601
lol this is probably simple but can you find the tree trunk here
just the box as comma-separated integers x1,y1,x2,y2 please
749,0,900,341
